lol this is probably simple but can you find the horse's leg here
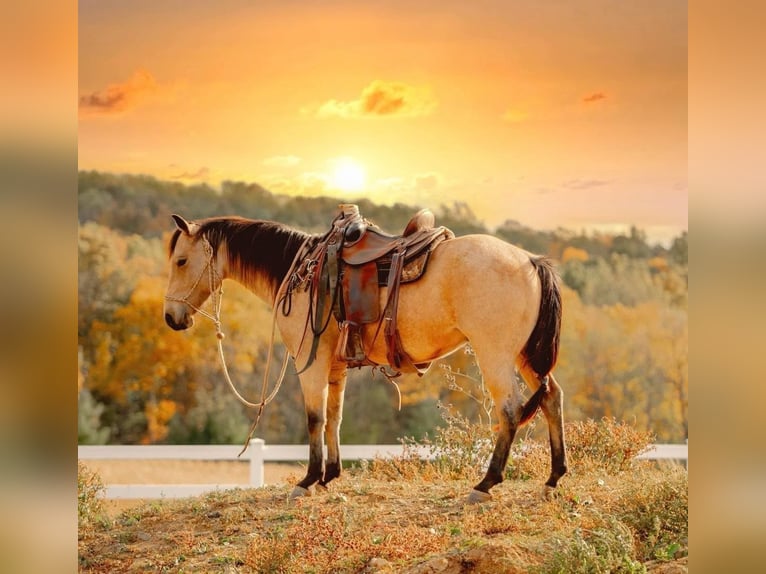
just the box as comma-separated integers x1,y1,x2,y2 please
518,363,568,496
319,362,347,489
468,357,525,503
291,373,329,498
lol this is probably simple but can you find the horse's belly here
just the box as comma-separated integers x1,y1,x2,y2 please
361,280,467,364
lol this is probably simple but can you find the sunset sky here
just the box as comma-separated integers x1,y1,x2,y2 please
79,1,687,243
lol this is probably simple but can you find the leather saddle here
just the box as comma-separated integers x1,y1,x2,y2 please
292,204,454,376
341,207,436,264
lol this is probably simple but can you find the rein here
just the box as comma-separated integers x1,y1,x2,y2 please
165,234,311,456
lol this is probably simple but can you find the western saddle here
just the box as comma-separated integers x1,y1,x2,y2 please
288,204,454,376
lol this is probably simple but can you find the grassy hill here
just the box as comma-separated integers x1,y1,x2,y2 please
78,419,687,573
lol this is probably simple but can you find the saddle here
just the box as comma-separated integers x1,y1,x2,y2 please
291,204,454,376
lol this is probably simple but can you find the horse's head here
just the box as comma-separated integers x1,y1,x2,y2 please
163,214,224,331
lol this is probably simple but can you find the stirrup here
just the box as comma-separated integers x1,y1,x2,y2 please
335,321,366,364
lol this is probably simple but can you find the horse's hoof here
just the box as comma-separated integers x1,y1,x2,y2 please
289,486,311,500
541,485,556,500
466,489,492,504
315,483,328,493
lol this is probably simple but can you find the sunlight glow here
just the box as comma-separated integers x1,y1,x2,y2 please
331,158,367,192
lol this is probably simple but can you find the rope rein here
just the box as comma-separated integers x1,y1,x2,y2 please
165,234,312,456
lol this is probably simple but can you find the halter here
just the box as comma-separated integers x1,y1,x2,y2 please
164,238,225,334
164,233,310,456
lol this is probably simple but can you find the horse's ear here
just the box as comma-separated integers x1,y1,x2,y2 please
172,214,195,235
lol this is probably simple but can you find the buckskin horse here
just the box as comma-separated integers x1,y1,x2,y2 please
163,205,567,503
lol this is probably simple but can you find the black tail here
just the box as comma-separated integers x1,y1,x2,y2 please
524,256,562,379
519,381,547,425
517,257,561,425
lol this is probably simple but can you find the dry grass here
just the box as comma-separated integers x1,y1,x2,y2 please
78,418,687,573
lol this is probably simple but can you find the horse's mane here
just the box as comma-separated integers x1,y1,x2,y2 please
169,217,316,297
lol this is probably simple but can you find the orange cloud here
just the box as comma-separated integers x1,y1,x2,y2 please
313,80,436,119
79,69,157,115
582,91,607,103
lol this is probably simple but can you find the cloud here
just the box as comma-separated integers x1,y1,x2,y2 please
582,91,607,103
413,172,440,191
536,179,610,194
170,167,210,181
372,177,406,193
368,172,444,205
79,69,158,115
262,155,301,168
259,172,332,197
563,178,610,190
298,172,332,196
312,80,437,119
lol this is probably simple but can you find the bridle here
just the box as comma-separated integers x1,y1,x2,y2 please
164,233,310,456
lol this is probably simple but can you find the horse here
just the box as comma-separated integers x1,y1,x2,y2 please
163,211,567,503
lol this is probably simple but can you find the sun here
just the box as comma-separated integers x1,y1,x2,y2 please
331,158,367,192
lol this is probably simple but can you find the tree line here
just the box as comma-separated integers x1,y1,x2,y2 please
78,171,688,445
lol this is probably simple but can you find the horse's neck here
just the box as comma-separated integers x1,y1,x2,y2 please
223,248,277,304
220,223,311,305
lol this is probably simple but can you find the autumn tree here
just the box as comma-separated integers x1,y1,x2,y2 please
77,170,688,446
557,287,688,442
85,276,204,442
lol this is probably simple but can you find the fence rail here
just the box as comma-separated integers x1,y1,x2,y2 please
78,439,687,500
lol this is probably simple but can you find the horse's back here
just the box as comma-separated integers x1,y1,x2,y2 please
436,233,538,271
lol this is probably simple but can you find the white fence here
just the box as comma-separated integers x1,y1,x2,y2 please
78,439,687,500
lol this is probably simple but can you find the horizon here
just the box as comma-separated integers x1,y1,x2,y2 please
79,1,687,247
80,168,685,247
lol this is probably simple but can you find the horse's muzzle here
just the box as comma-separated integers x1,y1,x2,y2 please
165,312,193,331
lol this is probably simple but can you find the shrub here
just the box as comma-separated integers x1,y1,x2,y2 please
78,462,106,530
509,416,656,481
565,417,654,474
404,401,495,479
616,466,688,561
539,520,646,574
78,389,111,445
371,394,655,486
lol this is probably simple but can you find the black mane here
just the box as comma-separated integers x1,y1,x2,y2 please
170,217,316,298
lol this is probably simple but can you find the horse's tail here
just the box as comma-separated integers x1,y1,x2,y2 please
518,256,562,425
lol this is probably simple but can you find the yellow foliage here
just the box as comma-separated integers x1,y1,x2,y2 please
561,246,589,263
143,399,178,444
648,256,668,271
557,292,688,442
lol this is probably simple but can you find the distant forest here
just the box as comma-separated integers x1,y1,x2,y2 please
78,171,687,446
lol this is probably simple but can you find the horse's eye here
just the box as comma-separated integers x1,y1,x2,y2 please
177,257,187,267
